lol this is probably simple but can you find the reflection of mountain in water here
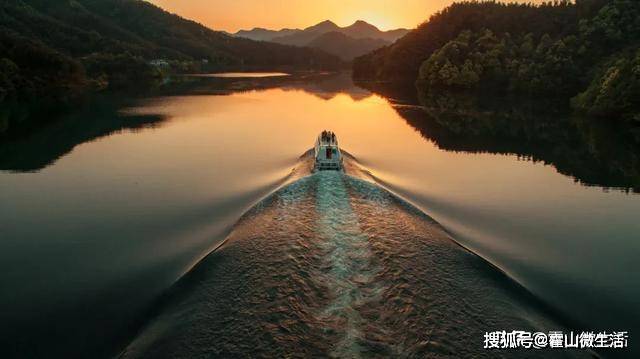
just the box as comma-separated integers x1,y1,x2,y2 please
0,72,371,172
359,82,640,192
0,98,167,172
180,71,372,101
282,72,372,101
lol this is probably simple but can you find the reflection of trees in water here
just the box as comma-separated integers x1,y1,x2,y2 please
283,72,372,101
358,82,640,192
0,96,167,172
4,74,638,191
179,72,372,101
0,72,372,173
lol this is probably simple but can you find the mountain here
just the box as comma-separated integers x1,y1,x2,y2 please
304,20,342,35
341,20,408,42
382,29,412,43
269,20,340,46
0,0,343,102
308,32,389,61
233,20,409,61
353,0,639,122
234,27,300,42
270,20,408,47
352,2,582,82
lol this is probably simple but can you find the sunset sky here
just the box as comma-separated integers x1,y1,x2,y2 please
146,0,542,33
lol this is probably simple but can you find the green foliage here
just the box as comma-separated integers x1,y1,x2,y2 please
579,0,640,53
353,1,578,81
81,53,162,88
0,0,343,101
356,0,639,121
0,31,85,101
572,49,640,122
417,29,581,95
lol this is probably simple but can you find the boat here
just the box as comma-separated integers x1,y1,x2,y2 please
314,131,343,171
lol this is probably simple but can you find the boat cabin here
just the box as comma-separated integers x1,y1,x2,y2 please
314,131,343,171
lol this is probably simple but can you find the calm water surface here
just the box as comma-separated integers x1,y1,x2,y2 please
189,71,290,78
0,73,638,357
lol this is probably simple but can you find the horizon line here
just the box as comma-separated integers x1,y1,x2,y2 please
227,19,412,33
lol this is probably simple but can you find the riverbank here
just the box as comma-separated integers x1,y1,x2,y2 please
0,71,348,141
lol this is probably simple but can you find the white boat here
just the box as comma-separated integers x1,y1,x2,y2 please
314,131,343,171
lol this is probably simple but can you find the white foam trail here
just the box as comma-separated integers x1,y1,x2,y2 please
314,171,383,358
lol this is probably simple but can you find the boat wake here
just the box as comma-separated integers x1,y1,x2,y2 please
120,151,593,358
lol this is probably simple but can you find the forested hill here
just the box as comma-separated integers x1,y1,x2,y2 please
0,0,343,101
353,0,639,121
353,1,583,81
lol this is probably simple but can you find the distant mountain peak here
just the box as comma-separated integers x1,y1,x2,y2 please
236,19,409,48
305,20,339,32
351,20,376,27
345,20,380,32
318,20,338,26
308,31,390,61
234,26,301,41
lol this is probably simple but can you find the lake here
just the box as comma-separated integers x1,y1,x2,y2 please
187,72,291,78
0,72,638,358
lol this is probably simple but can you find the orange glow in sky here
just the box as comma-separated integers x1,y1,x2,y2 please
147,0,460,32
147,0,547,32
